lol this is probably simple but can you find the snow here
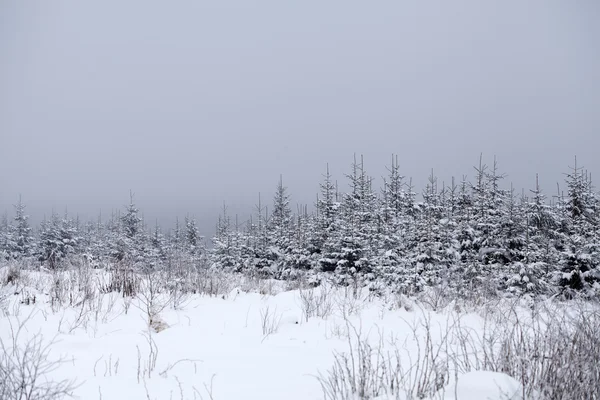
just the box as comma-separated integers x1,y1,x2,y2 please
1,273,533,400
439,371,524,400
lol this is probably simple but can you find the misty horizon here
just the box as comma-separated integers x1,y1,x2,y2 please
0,152,595,240
2,1,599,238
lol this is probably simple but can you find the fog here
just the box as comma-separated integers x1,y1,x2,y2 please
1,0,599,238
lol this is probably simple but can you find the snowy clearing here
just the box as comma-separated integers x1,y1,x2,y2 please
1,268,598,400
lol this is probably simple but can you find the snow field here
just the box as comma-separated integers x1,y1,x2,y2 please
1,269,597,400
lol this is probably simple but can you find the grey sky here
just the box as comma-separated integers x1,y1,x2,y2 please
1,0,599,237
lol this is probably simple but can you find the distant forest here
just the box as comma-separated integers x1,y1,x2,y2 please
1,155,599,298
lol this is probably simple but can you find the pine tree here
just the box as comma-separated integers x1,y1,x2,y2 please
0,212,8,260
212,204,240,270
148,221,167,268
268,176,292,253
38,212,80,269
558,159,600,294
185,215,202,256
407,170,452,289
321,155,376,283
379,155,408,252
82,214,107,268
118,193,145,267
506,175,553,295
311,164,339,254
121,193,142,240
6,196,34,259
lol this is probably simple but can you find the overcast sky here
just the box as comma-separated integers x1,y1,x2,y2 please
1,0,599,237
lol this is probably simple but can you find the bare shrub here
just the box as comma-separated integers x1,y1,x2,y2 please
167,277,191,310
135,271,171,330
67,258,95,307
472,300,600,400
388,290,414,313
260,305,282,338
416,284,453,312
136,328,159,382
2,264,21,286
336,287,368,319
298,283,334,322
0,315,78,400
101,265,137,297
50,271,69,312
0,285,10,316
194,267,235,297
318,317,452,400
318,323,395,400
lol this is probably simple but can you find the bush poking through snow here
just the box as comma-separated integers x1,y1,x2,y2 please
319,302,600,400
318,318,452,400
0,314,78,400
260,305,282,338
470,301,600,400
298,283,334,322
135,271,172,331
2,264,21,286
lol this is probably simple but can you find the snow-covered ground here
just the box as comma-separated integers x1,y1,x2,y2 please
0,269,591,400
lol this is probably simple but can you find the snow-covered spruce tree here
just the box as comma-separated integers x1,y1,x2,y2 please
185,215,203,258
239,215,259,272
467,157,512,294
119,194,145,265
320,155,377,284
506,175,554,295
435,179,462,286
0,212,9,260
478,158,510,262
379,156,415,252
406,172,437,289
78,219,95,264
211,204,237,270
247,193,274,276
102,196,147,295
106,210,125,262
38,212,80,269
6,196,35,259
168,216,183,260
406,170,459,290
168,214,200,278
310,164,339,254
121,197,142,241
266,176,293,275
449,176,482,296
381,155,405,223
147,221,167,269
83,214,110,268
557,160,600,295
283,204,314,277
374,156,410,287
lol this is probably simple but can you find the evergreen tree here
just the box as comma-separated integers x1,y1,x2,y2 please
558,159,600,294
6,196,34,259
118,194,145,266
212,204,241,271
185,215,202,256
38,212,80,269
268,176,292,252
150,221,167,264
311,164,339,254
0,212,8,260
121,194,142,240
321,156,376,283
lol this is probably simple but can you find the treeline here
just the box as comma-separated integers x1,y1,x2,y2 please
213,155,600,298
1,155,599,298
0,194,205,273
